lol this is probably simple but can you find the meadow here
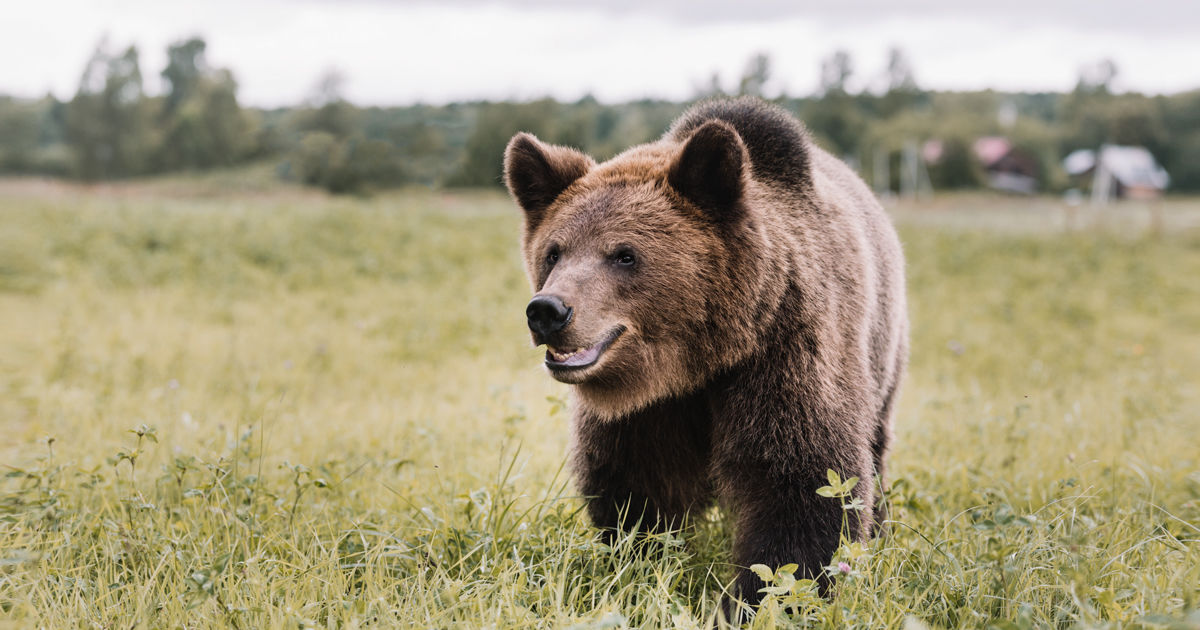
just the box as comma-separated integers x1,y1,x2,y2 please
1,176,1198,629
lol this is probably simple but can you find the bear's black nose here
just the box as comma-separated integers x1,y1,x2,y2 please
526,295,572,339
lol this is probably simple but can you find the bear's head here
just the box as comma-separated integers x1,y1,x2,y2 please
505,120,778,419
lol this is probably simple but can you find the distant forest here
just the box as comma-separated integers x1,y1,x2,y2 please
2,37,1198,194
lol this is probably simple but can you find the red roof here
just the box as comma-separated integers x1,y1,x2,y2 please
973,136,1012,167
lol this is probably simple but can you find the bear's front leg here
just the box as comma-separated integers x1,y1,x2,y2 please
570,392,713,534
721,466,868,606
711,396,876,610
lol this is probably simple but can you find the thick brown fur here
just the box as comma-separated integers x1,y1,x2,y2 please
503,97,908,611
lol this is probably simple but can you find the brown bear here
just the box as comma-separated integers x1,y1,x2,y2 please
503,97,908,610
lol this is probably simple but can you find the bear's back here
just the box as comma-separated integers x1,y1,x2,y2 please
666,97,811,191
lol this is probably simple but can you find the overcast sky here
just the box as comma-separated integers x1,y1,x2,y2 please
2,0,1198,107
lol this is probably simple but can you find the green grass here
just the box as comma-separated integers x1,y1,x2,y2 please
1,180,1199,628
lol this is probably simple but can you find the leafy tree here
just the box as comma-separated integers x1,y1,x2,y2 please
1163,131,1200,191
1159,90,1200,190
155,37,255,171
0,97,42,171
927,135,984,189
65,41,156,179
1059,58,1121,154
296,69,360,138
159,74,253,170
803,97,864,158
806,50,863,156
161,38,207,113
289,132,404,194
292,131,337,186
1106,98,1167,155
447,99,560,188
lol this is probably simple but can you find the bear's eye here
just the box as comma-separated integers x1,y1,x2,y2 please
545,248,560,266
614,250,636,267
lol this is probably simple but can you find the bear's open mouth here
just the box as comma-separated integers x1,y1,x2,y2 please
544,326,626,371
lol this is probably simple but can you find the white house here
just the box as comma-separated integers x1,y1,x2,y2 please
1064,145,1170,203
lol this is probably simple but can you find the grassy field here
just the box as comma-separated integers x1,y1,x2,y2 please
1,178,1199,629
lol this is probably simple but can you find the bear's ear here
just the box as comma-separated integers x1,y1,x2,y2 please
504,133,593,229
668,119,747,220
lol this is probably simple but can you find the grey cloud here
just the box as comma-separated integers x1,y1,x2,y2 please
392,0,1200,35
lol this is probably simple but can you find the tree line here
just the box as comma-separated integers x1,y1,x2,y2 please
1,38,1198,194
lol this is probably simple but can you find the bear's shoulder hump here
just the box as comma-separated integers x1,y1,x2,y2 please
666,97,811,190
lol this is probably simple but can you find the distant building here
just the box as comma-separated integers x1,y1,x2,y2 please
1063,145,1170,202
972,136,1038,194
